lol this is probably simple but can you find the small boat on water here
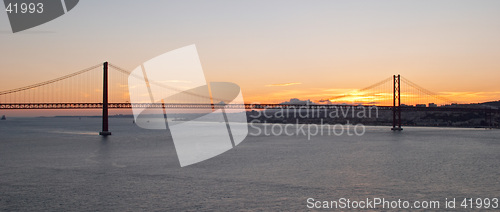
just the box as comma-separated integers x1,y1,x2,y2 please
1,115,6,120
172,118,188,122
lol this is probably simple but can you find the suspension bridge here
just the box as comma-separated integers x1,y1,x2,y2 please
0,62,498,134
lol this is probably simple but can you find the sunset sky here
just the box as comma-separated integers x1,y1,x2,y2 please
1,0,500,115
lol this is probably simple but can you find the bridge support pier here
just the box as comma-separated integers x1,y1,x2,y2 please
99,62,112,136
391,74,403,131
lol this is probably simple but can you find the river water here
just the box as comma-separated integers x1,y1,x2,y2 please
1,117,499,211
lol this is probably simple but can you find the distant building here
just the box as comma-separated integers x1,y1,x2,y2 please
429,103,437,107
416,104,426,107
280,98,314,105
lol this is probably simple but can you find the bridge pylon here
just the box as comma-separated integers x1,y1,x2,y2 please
391,74,403,131
99,62,112,136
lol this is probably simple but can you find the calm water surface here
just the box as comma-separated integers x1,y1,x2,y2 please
1,117,499,211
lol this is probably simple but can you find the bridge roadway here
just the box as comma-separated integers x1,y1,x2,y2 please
0,103,498,113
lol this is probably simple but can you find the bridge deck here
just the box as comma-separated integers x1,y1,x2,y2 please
0,103,497,113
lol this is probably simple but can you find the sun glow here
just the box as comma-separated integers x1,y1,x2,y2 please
328,91,393,105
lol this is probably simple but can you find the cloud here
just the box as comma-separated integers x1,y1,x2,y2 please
266,82,302,87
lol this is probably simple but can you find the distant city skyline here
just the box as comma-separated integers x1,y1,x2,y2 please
1,0,500,108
